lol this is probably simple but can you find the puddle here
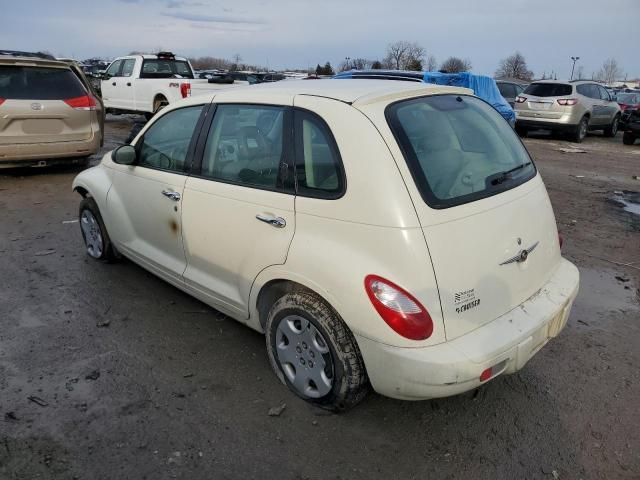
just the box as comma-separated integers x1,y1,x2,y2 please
611,190,640,216
571,268,639,331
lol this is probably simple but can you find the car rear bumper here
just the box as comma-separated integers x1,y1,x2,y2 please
515,113,580,129
0,134,100,168
355,258,580,400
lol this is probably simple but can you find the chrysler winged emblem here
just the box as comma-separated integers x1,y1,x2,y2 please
500,241,539,265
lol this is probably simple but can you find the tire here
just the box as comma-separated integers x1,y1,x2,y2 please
265,290,369,411
570,116,589,143
604,115,620,137
515,125,528,138
78,197,117,262
623,131,636,145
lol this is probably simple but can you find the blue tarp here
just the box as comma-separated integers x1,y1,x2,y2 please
334,70,515,124
421,71,515,124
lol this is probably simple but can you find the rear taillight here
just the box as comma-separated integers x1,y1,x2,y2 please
557,98,578,106
515,96,526,103
0,98,5,106
64,95,97,111
364,275,433,340
180,82,191,98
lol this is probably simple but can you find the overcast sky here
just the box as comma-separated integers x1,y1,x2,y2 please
2,0,638,79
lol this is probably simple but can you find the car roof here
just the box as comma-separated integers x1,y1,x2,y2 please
0,53,72,69
200,79,472,106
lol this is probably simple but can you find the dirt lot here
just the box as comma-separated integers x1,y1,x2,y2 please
1,116,639,480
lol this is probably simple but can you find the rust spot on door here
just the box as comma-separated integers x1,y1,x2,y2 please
169,219,179,234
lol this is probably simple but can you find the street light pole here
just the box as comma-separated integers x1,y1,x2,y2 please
345,57,351,70
570,56,580,80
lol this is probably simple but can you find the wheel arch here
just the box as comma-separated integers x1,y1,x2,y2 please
250,271,345,334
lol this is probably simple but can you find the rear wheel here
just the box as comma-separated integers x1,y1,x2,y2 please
570,116,589,143
623,131,636,145
604,115,620,137
78,197,117,262
265,290,369,411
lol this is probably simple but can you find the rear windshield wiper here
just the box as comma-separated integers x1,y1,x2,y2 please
487,162,532,186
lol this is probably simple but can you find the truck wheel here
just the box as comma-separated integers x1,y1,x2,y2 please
623,132,636,145
604,115,619,137
265,290,369,411
570,116,589,143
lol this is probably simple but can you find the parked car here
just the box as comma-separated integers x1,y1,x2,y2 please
514,80,621,142
621,109,640,145
0,50,103,168
101,52,241,118
616,92,640,112
334,70,516,126
73,80,579,410
496,80,527,108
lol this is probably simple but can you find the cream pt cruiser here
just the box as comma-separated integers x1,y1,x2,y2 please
73,80,579,410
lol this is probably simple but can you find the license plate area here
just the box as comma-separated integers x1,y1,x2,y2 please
529,101,552,111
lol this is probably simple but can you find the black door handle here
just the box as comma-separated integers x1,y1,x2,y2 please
112,82,116,86
127,82,131,87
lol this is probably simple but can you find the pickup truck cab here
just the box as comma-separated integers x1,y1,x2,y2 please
101,52,238,117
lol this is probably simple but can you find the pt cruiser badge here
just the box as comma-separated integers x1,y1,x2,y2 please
500,241,539,265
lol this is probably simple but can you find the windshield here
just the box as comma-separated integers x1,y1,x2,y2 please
386,94,536,209
140,59,194,79
524,83,572,97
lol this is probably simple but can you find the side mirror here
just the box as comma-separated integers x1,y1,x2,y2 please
102,73,111,80
112,145,137,165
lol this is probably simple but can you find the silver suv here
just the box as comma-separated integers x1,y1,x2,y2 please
514,80,621,142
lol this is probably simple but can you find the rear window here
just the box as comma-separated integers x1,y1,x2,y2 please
140,59,193,79
524,83,572,97
0,66,87,100
387,94,536,209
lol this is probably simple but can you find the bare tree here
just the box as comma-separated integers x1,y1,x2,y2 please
425,54,437,72
574,65,585,80
495,52,533,81
383,41,426,70
339,57,372,71
595,58,623,86
440,57,472,73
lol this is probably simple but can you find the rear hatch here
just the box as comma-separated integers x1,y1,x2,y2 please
0,63,93,144
516,82,573,121
386,94,562,340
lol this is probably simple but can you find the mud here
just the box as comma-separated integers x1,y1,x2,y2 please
0,118,639,479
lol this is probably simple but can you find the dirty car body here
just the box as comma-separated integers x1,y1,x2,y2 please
72,80,580,409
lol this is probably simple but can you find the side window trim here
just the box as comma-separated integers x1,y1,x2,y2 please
292,108,346,200
190,103,295,194
134,104,209,176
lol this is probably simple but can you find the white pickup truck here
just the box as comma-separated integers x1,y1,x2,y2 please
101,52,240,117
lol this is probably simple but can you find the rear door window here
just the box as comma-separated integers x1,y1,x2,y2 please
120,59,136,78
524,83,572,97
0,66,86,100
387,94,536,209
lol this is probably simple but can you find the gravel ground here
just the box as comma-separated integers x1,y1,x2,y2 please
0,116,638,480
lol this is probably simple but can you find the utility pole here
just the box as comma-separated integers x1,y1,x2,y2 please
345,57,351,70
570,56,580,80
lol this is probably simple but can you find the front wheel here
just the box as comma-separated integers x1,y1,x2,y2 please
265,291,369,411
79,197,117,262
604,115,620,137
